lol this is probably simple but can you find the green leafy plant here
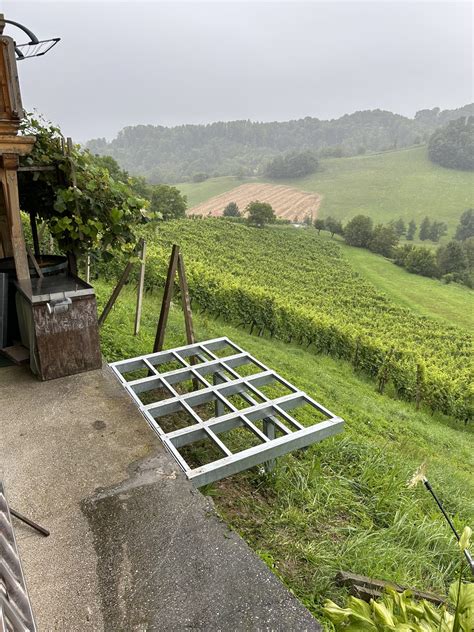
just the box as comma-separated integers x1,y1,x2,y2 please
323,580,473,631
19,115,146,266
323,476,473,631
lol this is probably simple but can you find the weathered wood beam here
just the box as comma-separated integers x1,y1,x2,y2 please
335,571,444,605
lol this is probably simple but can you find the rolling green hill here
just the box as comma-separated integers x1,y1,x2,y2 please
335,236,474,330
177,146,474,233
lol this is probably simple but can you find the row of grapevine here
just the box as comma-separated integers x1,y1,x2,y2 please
101,219,472,420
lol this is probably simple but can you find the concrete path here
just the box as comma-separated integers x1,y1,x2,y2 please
0,364,321,631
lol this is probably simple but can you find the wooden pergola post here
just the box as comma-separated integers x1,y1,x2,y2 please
0,15,35,282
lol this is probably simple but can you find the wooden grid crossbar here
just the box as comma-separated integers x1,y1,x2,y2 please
109,337,344,487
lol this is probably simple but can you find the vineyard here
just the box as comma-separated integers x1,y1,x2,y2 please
108,220,472,421
188,183,321,221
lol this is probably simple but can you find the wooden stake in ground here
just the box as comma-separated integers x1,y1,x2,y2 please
153,244,196,355
98,259,134,327
134,239,146,336
177,251,195,346
153,245,180,353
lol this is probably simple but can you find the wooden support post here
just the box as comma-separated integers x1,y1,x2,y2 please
0,154,30,282
153,244,179,353
98,259,134,327
29,209,40,258
177,251,195,345
134,239,146,336
26,244,43,279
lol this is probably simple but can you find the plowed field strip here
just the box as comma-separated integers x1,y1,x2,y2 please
188,183,321,221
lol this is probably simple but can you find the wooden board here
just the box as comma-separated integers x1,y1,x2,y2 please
0,343,29,364
335,571,444,605
32,295,102,380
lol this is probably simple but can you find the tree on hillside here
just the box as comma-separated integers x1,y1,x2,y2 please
462,236,474,269
325,216,343,238
455,208,474,241
393,244,415,267
369,224,399,257
264,151,319,179
314,218,325,234
406,219,417,241
428,220,448,243
404,247,440,278
192,173,209,182
419,217,432,241
437,240,468,276
428,116,474,170
246,201,276,227
389,218,406,237
150,185,187,220
343,215,373,247
223,202,240,217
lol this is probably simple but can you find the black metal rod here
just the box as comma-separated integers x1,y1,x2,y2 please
423,479,459,540
10,508,50,537
424,479,474,577
4,18,39,44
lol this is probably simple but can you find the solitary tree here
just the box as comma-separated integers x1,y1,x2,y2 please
391,218,406,237
405,247,440,278
419,217,432,241
429,220,448,243
223,201,240,217
314,218,325,234
369,224,399,257
455,209,474,241
343,215,373,247
246,201,276,227
150,185,187,220
437,240,468,275
406,219,417,241
325,216,343,238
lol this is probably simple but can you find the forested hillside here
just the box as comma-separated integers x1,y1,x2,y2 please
86,105,474,182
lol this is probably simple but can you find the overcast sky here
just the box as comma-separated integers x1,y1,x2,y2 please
2,1,472,142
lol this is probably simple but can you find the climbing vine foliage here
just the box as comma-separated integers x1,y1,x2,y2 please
19,116,146,259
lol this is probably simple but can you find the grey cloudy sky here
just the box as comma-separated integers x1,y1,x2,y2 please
2,1,472,141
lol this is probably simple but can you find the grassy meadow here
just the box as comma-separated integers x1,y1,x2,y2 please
332,235,474,330
96,280,473,626
178,146,474,233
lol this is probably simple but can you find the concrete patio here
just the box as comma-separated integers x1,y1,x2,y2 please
0,363,321,631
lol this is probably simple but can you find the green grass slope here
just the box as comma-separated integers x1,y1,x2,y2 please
96,282,473,625
177,146,474,232
284,146,474,232
334,236,474,330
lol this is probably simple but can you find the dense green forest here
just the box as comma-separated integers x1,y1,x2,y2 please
428,116,474,170
86,105,474,182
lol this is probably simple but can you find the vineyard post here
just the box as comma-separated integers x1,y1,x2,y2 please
98,257,135,327
153,244,179,352
134,238,147,336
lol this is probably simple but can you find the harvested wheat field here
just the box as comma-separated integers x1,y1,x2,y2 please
188,183,321,221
